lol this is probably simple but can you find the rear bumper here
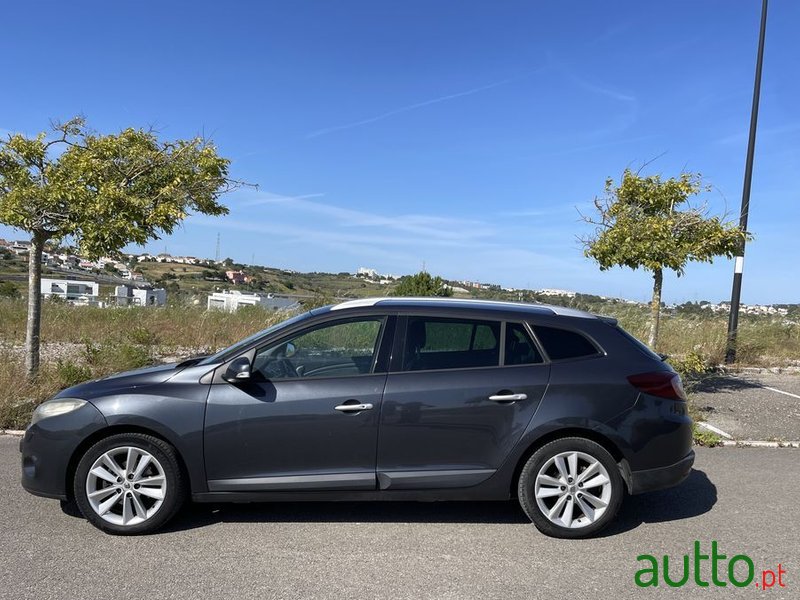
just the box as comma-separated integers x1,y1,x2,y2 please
628,449,695,495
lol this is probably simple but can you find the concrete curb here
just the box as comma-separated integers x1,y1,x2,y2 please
696,421,733,440
721,440,800,448
0,430,25,436
718,366,800,375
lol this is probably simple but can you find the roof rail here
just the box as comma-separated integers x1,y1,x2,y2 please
329,296,596,319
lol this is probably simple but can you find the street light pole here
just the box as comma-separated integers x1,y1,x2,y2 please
725,0,769,364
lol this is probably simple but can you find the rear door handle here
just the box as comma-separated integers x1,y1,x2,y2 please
334,403,374,412
488,393,527,402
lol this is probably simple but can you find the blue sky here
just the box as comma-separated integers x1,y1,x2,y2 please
1,0,797,303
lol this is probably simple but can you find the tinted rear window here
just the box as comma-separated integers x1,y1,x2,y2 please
533,326,599,360
613,325,664,361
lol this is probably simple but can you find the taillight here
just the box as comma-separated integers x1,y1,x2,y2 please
627,371,687,401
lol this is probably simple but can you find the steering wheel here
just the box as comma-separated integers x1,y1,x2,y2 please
256,355,298,379
274,357,298,378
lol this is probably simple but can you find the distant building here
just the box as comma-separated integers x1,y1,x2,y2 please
40,252,59,267
10,242,30,255
357,267,399,281
57,254,81,268
357,267,379,278
459,280,496,290
225,270,249,285
537,289,577,298
207,290,299,313
40,278,100,304
114,285,167,307
172,255,201,265
119,267,144,281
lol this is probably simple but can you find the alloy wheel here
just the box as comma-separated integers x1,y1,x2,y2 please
533,450,612,529
85,446,167,526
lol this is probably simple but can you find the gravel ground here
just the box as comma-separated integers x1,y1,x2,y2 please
0,436,797,599
0,342,201,365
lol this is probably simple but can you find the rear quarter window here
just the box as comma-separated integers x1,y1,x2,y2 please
532,325,600,361
612,325,664,361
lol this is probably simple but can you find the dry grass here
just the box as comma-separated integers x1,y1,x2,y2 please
0,358,64,429
605,305,800,366
0,300,284,350
0,300,287,428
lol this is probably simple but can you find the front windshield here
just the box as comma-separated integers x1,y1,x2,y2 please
197,310,315,366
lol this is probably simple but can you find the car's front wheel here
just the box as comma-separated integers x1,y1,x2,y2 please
518,437,623,538
73,433,186,535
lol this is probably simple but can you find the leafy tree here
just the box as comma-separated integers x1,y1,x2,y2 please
391,271,453,297
0,117,244,376
581,169,748,348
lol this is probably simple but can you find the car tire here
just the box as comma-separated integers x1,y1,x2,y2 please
518,437,623,539
73,433,186,535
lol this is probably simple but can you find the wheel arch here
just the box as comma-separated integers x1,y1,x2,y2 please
509,427,629,497
64,425,194,502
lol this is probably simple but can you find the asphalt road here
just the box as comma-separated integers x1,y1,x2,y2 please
0,436,797,599
691,371,800,441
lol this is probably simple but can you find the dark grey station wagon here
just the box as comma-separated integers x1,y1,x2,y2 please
20,298,694,537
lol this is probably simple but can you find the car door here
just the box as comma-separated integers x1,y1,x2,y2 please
204,315,392,491
376,316,550,490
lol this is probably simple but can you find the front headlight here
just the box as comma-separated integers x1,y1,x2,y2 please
30,398,87,426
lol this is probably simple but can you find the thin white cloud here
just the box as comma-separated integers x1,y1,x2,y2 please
240,192,326,206
193,217,483,252
233,190,494,242
546,55,639,139
531,134,660,160
498,203,577,218
305,76,522,139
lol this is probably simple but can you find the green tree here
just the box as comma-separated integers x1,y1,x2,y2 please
0,117,244,376
581,169,748,348
391,271,453,297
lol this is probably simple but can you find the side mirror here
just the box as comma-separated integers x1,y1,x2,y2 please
284,342,296,358
223,356,252,382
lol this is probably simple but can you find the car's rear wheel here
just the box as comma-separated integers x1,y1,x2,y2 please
73,433,186,535
518,437,623,538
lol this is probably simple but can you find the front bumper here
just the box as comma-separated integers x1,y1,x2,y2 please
628,450,695,495
20,402,107,500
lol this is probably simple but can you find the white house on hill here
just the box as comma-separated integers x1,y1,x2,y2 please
40,279,100,304
114,285,167,307
207,290,300,313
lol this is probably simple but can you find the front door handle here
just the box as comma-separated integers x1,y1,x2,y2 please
488,393,527,402
334,403,374,412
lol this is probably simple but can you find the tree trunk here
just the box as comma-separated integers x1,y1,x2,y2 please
647,268,663,349
25,233,45,378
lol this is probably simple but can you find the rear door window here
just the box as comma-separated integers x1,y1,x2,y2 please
402,316,500,371
532,325,600,360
